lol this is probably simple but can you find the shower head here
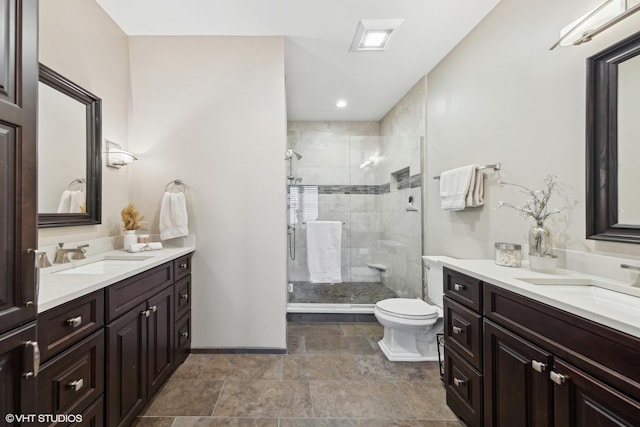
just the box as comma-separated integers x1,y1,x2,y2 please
285,149,303,160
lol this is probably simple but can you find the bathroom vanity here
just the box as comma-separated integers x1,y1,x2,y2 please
439,259,640,427
35,247,194,427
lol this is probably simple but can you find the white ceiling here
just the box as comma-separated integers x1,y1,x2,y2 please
96,0,501,121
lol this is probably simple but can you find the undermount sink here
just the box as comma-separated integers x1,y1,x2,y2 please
54,257,153,275
533,285,640,314
516,277,596,286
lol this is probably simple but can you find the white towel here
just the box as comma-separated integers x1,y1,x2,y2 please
306,221,342,283
440,165,477,210
467,168,484,208
57,190,72,213
127,242,163,253
160,192,189,240
56,190,85,213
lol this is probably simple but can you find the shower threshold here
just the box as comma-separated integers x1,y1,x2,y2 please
287,303,375,314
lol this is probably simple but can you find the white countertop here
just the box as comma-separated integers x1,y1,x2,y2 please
38,246,195,313
424,256,640,338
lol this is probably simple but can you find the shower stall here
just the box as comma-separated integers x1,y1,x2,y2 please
286,125,424,314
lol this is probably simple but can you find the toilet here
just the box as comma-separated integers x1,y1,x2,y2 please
374,257,444,362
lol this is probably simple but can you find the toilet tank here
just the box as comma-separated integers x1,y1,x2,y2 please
423,257,444,308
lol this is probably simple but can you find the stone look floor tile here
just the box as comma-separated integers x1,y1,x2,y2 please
394,382,458,420
309,381,415,419
130,417,175,427
172,417,278,427
304,335,378,354
287,335,306,354
290,323,345,336
279,421,465,427
172,354,282,380
283,354,365,381
144,379,224,416
213,380,313,418
355,354,442,382
340,323,384,337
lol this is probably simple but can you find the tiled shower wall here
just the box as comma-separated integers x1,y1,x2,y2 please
287,121,423,299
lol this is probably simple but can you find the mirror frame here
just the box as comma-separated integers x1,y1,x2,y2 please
586,30,640,243
38,63,102,228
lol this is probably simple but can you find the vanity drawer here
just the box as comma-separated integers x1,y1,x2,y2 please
71,396,104,427
38,290,104,361
106,261,173,322
37,330,104,422
444,267,483,312
175,311,191,366
174,253,192,281
444,296,483,371
445,346,483,427
174,275,191,320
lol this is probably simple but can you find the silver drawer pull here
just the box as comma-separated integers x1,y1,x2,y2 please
453,283,465,291
181,331,189,338
179,263,188,269
181,293,189,300
452,326,463,334
68,379,84,392
151,305,157,313
141,309,150,318
550,371,568,385
532,360,547,373
23,341,40,379
66,316,82,328
453,378,466,387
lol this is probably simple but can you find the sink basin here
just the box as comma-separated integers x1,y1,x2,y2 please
537,285,640,315
54,257,153,275
517,277,595,286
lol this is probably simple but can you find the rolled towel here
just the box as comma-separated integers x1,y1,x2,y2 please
127,242,164,253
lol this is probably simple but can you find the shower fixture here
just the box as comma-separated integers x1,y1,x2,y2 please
285,149,303,160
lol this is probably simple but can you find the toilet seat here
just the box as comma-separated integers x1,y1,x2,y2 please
375,298,438,321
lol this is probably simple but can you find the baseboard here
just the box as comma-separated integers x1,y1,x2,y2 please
286,312,377,323
190,347,287,355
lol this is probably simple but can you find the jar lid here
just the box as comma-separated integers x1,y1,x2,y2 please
495,242,521,250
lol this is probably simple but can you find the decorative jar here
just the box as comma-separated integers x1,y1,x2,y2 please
495,243,522,268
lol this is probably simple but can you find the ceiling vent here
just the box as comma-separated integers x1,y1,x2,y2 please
350,19,404,52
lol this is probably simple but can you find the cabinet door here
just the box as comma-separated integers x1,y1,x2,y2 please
553,358,640,427
106,303,147,427
0,323,37,424
484,320,553,427
0,0,38,334
147,287,174,397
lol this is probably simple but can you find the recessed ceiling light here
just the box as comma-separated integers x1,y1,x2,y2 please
336,99,348,108
350,19,404,52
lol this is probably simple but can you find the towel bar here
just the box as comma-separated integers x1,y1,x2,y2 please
302,221,346,224
433,162,501,180
165,179,186,192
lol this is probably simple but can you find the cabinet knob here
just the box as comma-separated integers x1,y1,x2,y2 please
141,309,150,318
453,283,465,291
179,263,188,269
66,316,82,328
532,360,547,373
453,378,466,387
452,326,463,334
151,305,157,313
550,371,568,385
68,379,84,392
181,331,189,338
181,293,189,300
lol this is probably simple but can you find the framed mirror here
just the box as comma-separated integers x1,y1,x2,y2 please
586,30,640,243
38,64,102,227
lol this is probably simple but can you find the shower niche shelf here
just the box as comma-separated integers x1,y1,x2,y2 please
391,167,411,191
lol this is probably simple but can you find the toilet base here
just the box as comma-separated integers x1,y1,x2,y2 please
377,339,439,362
376,318,443,362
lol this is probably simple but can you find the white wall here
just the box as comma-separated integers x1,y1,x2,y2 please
128,37,288,349
39,0,131,244
425,0,640,259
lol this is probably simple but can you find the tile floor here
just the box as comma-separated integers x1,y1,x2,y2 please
134,322,463,427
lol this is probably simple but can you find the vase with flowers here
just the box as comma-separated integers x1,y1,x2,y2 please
121,204,145,249
497,174,561,257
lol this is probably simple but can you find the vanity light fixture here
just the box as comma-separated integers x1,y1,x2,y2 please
106,141,138,169
350,19,404,52
550,0,640,49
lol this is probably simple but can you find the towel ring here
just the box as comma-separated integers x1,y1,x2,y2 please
66,178,85,191
165,179,186,193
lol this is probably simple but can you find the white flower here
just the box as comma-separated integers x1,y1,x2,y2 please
496,174,562,224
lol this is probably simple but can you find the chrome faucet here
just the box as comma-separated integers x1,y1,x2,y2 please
54,243,89,264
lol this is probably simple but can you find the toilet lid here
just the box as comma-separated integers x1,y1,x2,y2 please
376,298,438,320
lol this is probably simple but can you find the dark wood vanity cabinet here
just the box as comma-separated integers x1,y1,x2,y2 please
444,268,640,427
443,268,484,427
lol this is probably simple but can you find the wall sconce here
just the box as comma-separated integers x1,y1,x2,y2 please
550,0,640,49
106,141,138,168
